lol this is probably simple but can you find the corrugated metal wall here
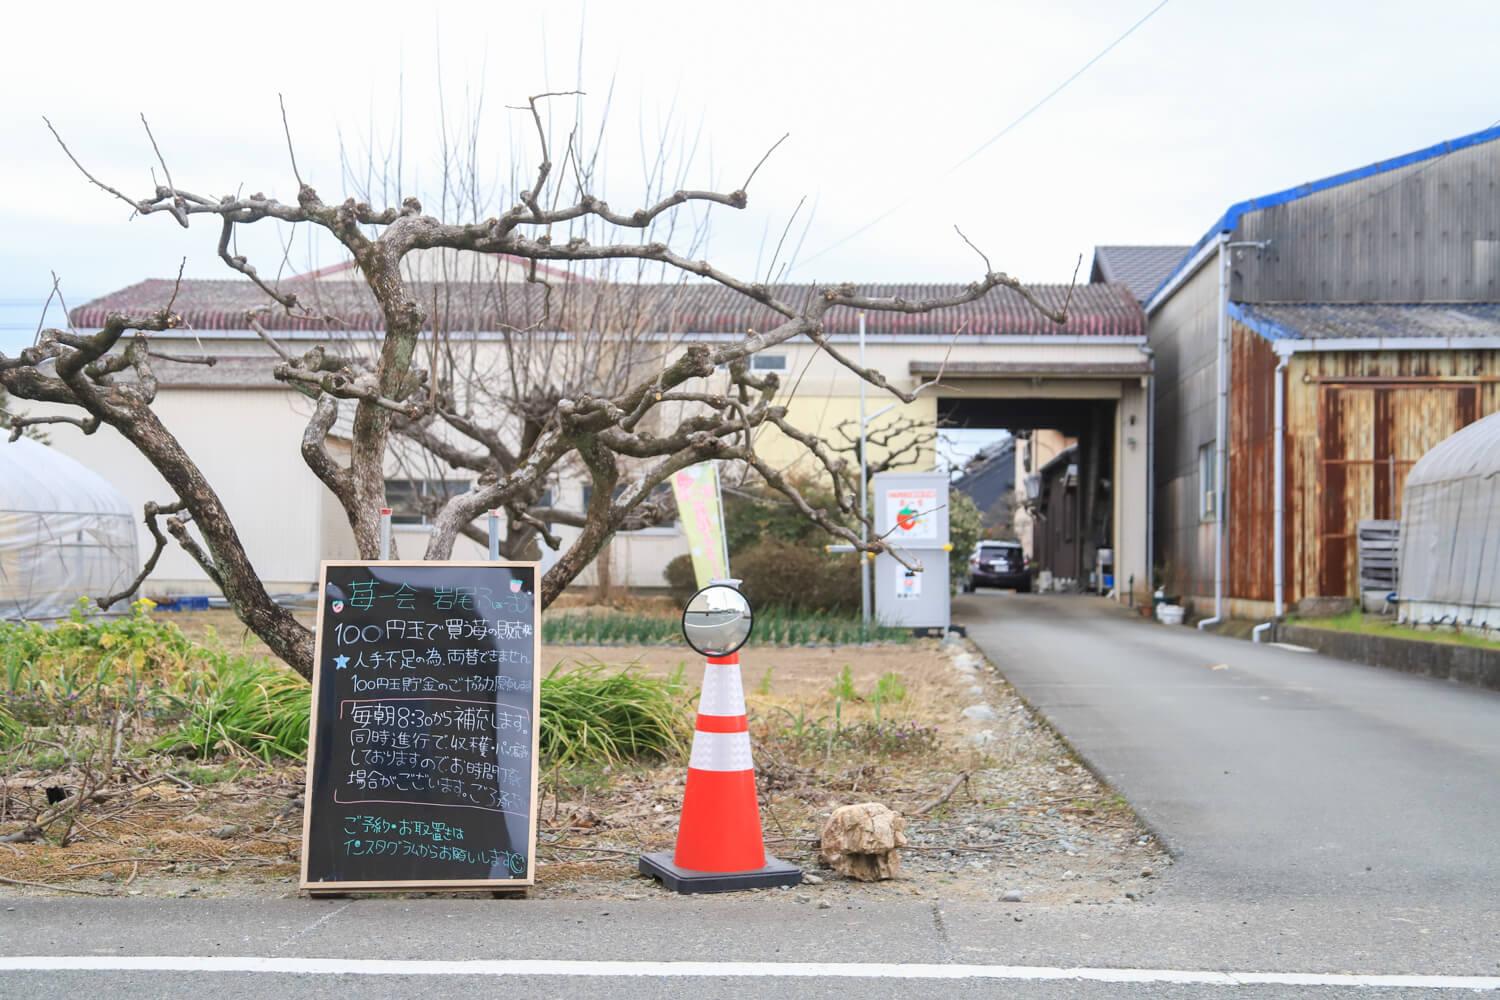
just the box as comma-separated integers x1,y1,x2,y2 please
1233,139,1500,303
1261,348,1500,602
1227,326,1279,601
1149,133,1500,607
1149,264,1219,600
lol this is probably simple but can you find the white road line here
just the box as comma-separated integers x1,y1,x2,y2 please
0,956,1497,989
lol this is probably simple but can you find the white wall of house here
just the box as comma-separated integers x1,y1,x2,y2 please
30,329,1150,601
29,387,331,595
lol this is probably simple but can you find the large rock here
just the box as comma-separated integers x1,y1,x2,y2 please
819,802,908,881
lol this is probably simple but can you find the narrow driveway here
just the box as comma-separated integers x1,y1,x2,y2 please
958,592,1500,909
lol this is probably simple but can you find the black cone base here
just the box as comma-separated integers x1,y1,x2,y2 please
639,852,802,894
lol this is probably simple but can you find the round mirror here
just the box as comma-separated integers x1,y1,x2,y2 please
681,584,754,657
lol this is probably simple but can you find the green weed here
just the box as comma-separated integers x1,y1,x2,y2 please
829,665,859,703
543,609,911,647
772,710,940,758
176,762,253,786
0,702,21,749
755,667,774,697
153,659,312,762
872,672,907,705
1292,608,1500,650
539,661,691,767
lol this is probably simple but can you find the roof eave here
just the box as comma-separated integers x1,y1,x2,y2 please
1272,335,1500,356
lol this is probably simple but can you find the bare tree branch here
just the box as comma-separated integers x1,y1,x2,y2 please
97,500,186,610
278,92,306,190
9,92,1063,674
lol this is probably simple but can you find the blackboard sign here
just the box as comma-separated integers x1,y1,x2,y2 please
299,560,541,891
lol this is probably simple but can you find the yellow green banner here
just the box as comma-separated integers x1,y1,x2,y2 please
671,463,730,587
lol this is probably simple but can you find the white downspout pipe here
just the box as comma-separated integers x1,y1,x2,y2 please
1252,353,1289,643
1198,235,1230,630
1143,350,1156,604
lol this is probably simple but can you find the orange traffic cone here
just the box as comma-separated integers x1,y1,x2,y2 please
639,650,801,893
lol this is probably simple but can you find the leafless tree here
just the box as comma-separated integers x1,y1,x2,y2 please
1,386,43,442
1,95,1066,677
830,413,941,483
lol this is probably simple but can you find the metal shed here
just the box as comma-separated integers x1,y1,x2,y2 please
1396,411,1500,633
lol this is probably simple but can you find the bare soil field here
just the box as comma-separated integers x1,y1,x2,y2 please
4,610,1166,906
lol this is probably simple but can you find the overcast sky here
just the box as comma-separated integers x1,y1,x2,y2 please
2,0,1497,353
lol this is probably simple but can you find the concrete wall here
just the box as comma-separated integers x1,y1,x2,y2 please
1279,623,1500,692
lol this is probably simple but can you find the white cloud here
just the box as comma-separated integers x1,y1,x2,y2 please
2,0,1498,350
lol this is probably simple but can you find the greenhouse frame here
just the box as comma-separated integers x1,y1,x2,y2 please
1397,412,1500,634
1,437,140,620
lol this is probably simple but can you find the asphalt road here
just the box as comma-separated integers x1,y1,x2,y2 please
958,592,1500,908
5,593,1499,997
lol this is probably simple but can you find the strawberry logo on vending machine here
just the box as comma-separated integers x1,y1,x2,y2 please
887,487,937,542
895,504,920,532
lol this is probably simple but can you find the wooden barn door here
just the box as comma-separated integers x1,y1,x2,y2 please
1318,382,1479,596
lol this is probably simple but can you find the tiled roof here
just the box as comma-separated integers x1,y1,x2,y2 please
71,278,1145,338
1090,246,1191,302
148,356,284,388
1230,302,1500,341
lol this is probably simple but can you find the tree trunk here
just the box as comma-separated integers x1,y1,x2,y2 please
114,406,315,675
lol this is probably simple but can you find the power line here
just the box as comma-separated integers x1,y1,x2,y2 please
794,0,1172,270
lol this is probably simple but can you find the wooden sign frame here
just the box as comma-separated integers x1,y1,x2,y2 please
299,559,542,893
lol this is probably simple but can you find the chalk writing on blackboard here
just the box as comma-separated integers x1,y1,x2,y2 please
300,561,542,891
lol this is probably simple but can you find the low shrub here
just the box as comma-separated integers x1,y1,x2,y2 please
1,599,204,725
663,553,698,602
2,600,311,762
948,491,983,593
724,478,849,553
539,661,691,767
734,539,860,615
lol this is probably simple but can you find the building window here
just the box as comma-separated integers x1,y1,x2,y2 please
1199,443,1217,522
386,479,469,526
751,353,788,373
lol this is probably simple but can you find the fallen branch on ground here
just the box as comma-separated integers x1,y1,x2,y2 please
913,770,972,816
0,874,115,896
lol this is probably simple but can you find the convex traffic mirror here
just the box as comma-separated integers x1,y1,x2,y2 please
681,584,754,657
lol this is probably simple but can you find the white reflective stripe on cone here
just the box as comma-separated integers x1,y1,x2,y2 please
688,730,755,772
697,662,747,717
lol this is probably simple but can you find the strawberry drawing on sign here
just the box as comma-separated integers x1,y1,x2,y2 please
885,487,938,541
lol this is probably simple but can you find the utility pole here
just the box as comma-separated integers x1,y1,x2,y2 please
858,312,871,629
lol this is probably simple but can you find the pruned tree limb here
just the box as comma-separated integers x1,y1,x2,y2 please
4,97,1068,675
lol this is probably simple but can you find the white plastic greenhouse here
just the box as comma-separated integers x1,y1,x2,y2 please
0,437,140,620
1397,411,1500,634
